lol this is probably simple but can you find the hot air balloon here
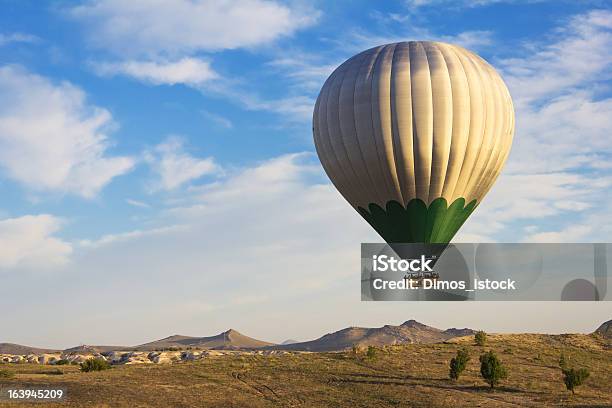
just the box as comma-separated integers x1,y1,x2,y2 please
313,41,514,243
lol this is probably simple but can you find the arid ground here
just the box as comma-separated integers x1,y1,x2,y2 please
0,334,610,407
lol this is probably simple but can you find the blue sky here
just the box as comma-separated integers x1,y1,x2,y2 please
0,0,611,348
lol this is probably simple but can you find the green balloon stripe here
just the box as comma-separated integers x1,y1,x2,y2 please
432,197,462,243
358,197,477,244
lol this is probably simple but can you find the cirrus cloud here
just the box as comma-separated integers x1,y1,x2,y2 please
92,57,218,86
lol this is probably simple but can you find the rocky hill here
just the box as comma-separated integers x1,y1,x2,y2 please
135,329,274,350
272,320,474,352
594,319,611,340
0,343,58,355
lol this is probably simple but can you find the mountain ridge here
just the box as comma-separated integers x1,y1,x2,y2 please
0,343,59,355
268,320,475,352
3,319,609,354
134,328,274,351
595,319,611,339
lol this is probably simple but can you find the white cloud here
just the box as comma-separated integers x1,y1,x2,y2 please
78,225,188,249
145,136,220,191
0,32,39,46
267,55,338,92
76,1,320,122
179,153,320,207
404,0,541,8
0,65,134,197
69,0,319,56
201,110,233,129
457,172,598,242
342,28,494,54
523,225,592,243
0,154,375,345
198,79,316,122
93,57,218,86
126,199,150,208
241,95,315,122
444,30,493,49
0,215,72,270
90,56,314,122
500,10,612,105
507,91,612,174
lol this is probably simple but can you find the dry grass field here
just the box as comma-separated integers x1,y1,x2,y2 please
0,334,609,407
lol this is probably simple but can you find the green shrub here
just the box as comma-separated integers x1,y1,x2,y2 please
55,359,70,365
558,352,568,369
366,345,376,359
562,367,589,394
479,351,507,389
0,369,14,378
449,348,470,380
80,358,111,372
475,331,487,346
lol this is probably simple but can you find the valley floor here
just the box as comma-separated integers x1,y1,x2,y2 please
0,334,610,407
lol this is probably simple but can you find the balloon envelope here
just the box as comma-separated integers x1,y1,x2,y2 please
313,41,514,243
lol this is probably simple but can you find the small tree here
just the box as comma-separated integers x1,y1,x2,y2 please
80,358,111,372
562,367,589,394
479,351,507,389
475,331,487,346
366,345,376,359
558,352,568,369
449,348,470,380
